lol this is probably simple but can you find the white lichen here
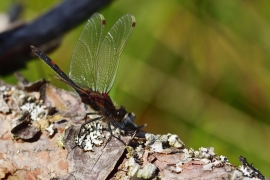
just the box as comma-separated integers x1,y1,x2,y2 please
145,133,156,146
126,146,135,158
46,124,55,136
125,157,140,177
239,165,250,176
167,134,185,148
57,124,71,148
57,134,65,148
199,147,215,159
20,102,48,121
135,145,144,159
203,160,222,171
74,121,105,151
0,86,7,92
136,164,157,179
145,133,185,153
219,155,228,163
170,161,183,173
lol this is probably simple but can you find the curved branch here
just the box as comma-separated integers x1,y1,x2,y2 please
0,0,113,75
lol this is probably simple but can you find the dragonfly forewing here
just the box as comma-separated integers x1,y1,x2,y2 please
69,13,105,91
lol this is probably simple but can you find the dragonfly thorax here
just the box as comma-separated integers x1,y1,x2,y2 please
79,90,126,122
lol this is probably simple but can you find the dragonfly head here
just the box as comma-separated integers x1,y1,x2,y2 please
114,106,127,121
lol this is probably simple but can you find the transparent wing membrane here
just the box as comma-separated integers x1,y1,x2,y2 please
69,13,135,93
69,13,105,90
96,14,136,93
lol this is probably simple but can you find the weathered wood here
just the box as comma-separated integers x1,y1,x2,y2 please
0,79,268,180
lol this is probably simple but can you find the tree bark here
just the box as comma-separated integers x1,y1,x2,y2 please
0,78,268,180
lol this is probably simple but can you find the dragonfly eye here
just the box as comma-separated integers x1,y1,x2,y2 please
115,106,126,120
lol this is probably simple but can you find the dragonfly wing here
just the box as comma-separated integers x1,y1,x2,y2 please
69,13,105,91
96,14,136,93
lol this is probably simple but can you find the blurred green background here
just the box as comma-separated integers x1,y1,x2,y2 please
1,0,270,176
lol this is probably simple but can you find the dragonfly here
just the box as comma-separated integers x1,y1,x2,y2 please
31,13,140,146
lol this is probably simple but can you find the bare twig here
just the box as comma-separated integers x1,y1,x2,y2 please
0,0,113,75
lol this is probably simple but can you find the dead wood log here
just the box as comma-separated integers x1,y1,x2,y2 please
0,77,268,180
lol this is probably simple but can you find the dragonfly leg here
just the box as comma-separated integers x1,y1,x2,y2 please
107,121,126,145
78,116,102,137
103,129,112,149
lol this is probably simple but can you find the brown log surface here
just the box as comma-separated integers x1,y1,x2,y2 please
0,79,268,180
